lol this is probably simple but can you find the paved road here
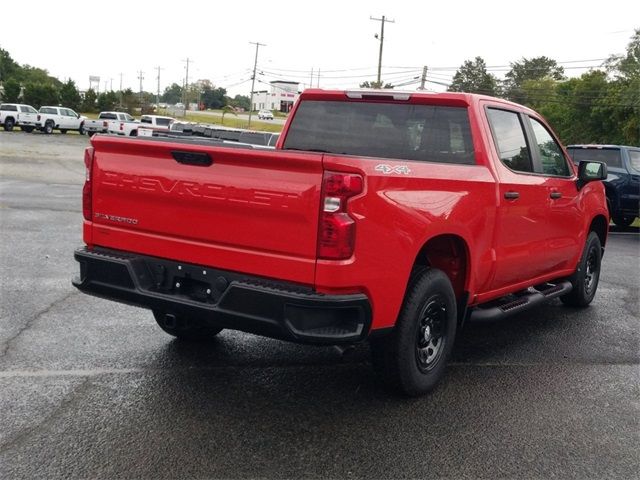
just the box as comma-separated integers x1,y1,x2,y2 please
0,131,638,479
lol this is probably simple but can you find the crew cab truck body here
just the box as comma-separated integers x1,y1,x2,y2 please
36,106,86,134
567,144,640,227
73,89,608,396
84,111,138,136
0,103,39,132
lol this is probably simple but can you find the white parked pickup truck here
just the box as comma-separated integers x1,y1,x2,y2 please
84,111,138,136
136,115,175,136
0,103,39,132
36,106,86,134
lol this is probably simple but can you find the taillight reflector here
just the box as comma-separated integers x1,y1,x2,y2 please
317,172,363,260
82,147,95,221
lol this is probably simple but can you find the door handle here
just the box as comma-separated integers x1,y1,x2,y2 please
550,191,562,199
504,191,520,200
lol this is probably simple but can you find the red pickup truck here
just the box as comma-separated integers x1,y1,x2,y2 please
73,89,609,396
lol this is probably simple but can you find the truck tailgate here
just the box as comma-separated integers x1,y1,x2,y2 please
88,136,323,285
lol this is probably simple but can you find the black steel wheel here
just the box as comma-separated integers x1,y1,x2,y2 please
371,268,457,396
152,311,223,341
561,231,602,307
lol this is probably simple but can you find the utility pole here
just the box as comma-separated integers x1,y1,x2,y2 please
248,41,266,129
370,15,395,88
137,70,144,106
110,78,113,91
310,67,314,89
182,58,192,110
419,66,428,90
156,66,163,108
119,73,123,109
317,68,321,88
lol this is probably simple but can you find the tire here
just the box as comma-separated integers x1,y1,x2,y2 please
88,131,96,137
21,126,35,133
370,268,457,396
78,124,85,135
60,129,67,134
130,129,137,137
611,215,635,227
152,311,223,341
3,117,15,131
561,231,602,307
43,121,54,134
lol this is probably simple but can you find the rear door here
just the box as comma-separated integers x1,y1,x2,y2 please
485,107,554,290
90,136,323,284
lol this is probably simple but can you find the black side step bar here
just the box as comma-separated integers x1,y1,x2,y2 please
469,281,573,323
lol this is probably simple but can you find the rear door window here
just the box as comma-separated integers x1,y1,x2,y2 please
283,101,476,165
1,104,18,111
486,108,533,173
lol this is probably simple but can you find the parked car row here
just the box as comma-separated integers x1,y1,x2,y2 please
0,103,176,137
1,103,86,134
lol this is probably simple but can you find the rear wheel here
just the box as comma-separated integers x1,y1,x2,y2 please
43,121,54,134
611,215,635,227
153,311,223,341
371,268,457,396
561,231,602,307
3,118,15,131
78,124,85,135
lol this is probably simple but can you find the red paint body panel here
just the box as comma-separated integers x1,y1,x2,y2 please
83,90,608,333
88,135,323,285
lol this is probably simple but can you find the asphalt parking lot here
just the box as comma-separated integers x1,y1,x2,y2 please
0,130,638,479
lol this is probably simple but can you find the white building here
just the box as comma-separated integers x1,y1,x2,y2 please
252,80,300,113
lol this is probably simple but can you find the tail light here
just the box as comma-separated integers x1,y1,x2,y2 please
120,122,124,131
317,171,363,260
82,147,95,221
37,114,41,121
102,120,108,128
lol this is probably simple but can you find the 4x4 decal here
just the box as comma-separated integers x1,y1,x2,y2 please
375,164,412,175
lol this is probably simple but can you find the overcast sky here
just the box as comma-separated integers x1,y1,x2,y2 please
2,0,638,97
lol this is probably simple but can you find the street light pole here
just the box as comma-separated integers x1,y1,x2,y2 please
248,41,266,129
370,15,395,88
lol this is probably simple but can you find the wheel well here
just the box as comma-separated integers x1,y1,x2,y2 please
590,215,608,249
412,234,469,300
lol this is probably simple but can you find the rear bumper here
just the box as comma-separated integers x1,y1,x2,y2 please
72,246,372,344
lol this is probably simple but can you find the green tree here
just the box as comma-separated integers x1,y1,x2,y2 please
221,105,237,124
0,48,19,82
201,86,227,109
2,78,21,102
228,94,250,111
82,88,97,113
359,80,394,89
504,56,565,103
59,79,82,111
448,57,499,95
96,91,117,112
23,82,59,108
161,83,183,104
120,89,138,114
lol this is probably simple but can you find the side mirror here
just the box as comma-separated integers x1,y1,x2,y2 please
577,160,607,189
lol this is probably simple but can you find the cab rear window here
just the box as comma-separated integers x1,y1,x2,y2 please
283,101,475,165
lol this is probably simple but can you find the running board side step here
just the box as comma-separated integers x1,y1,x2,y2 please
468,281,573,323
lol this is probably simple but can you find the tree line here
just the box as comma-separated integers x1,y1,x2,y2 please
446,29,639,146
0,48,251,113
